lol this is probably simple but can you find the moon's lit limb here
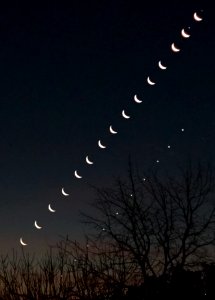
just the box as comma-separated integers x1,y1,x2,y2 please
20,237,27,246
48,204,56,213
134,94,142,103
98,140,106,149
122,110,130,119
147,76,156,85
171,43,180,52
193,12,203,22
62,187,69,196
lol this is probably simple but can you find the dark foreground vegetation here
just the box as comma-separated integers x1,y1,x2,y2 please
0,161,215,299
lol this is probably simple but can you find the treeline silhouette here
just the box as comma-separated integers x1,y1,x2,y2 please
0,161,214,299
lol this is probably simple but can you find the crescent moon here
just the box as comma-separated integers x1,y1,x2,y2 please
62,187,69,196
158,61,167,70
34,220,42,229
109,125,117,134
48,204,56,213
74,170,82,179
194,12,202,22
122,110,130,119
181,28,190,38
86,155,93,165
20,237,27,246
171,43,180,52
147,76,156,85
98,140,106,149
134,94,142,103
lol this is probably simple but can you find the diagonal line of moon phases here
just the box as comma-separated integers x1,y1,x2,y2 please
74,170,82,179
147,76,156,85
20,237,27,246
122,110,130,119
86,155,93,165
98,140,106,149
62,187,69,196
34,220,42,229
48,204,56,213
134,94,142,103
194,12,202,22
181,28,190,38
109,125,117,134
158,61,167,70
171,43,180,52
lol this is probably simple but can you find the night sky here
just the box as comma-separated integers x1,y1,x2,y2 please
0,0,214,254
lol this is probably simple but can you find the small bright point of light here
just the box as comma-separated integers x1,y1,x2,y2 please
102,228,106,231
181,128,184,132
143,178,146,181
130,194,133,197
156,160,159,163
115,212,119,215
168,145,171,149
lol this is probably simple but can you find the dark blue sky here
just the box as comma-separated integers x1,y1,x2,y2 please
0,0,214,254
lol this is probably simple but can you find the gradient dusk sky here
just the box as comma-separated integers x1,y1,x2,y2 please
0,0,214,254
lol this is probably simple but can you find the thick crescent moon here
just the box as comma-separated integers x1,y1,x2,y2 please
122,110,130,119
193,12,202,22
62,187,69,196
20,237,27,246
171,43,180,52
109,125,117,134
34,220,42,229
158,61,167,70
98,140,106,149
86,155,93,165
134,94,142,103
74,170,82,179
181,28,190,38
147,76,156,85
48,204,56,213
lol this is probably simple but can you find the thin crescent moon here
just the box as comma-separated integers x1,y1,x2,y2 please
34,220,42,230
158,61,167,70
122,110,130,119
147,76,156,85
74,170,82,179
62,187,69,196
48,204,56,213
134,94,142,103
98,140,106,149
20,237,27,246
194,12,202,22
171,43,180,52
181,28,190,38
109,125,117,134
86,155,93,165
